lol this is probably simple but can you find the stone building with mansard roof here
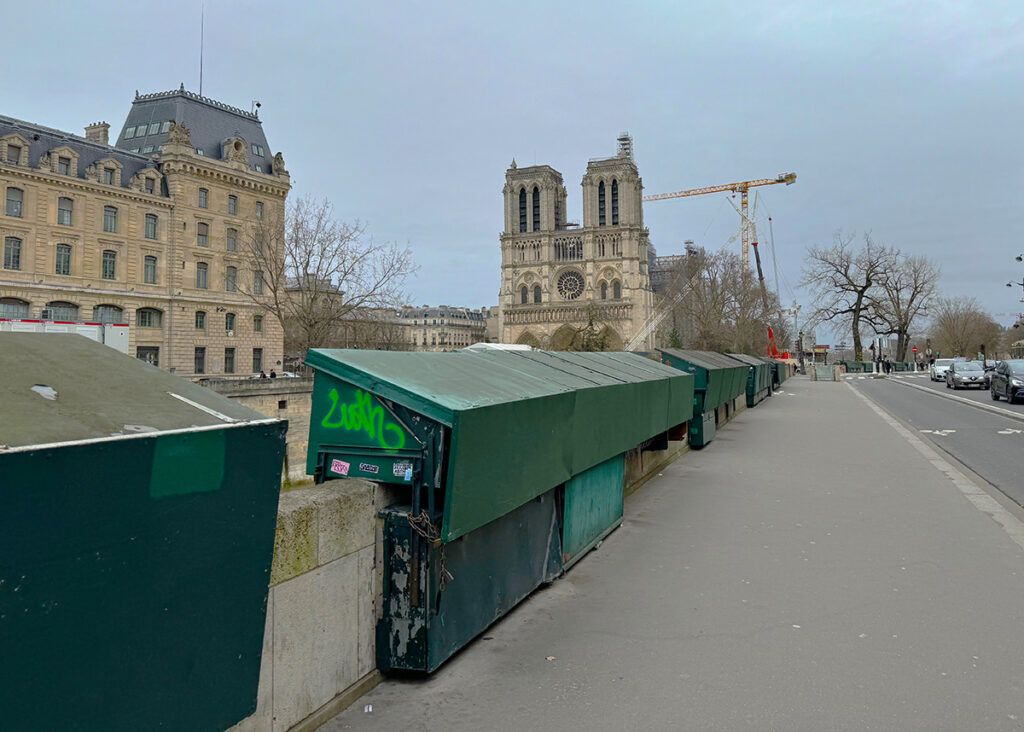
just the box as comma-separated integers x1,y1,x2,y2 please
0,86,290,376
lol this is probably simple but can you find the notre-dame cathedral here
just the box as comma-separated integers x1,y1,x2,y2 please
498,134,655,350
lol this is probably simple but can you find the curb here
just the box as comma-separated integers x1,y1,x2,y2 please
889,379,1024,424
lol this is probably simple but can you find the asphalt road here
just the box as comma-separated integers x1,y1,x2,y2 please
850,375,1024,506
327,378,1024,731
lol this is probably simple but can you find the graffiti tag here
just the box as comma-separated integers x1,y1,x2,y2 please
321,387,407,452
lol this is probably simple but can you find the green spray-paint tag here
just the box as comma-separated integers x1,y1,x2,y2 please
319,385,411,453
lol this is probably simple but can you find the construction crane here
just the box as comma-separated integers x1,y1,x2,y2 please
644,172,796,267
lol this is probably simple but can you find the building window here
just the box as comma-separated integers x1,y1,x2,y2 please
225,312,236,332
144,255,157,284
195,310,206,329
196,148,205,156
194,347,206,374
224,347,236,374
533,285,542,304
252,348,264,373
58,156,71,175
103,206,118,233
101,250,117,280
103,167,115,185
160,121,171,133
532,186,540,231
147,122,160,136
520,285,528,304
142,146,154,154
46,301,78,320
228,195,238,215
253,314,263,332
124,126,136,139
226,227,237,252
255,201,264,220
145,177,155,194
58,197,73,225
0,297,29,318
197,222,209,246
600,281,608,300
5,187,23,217
198,188,208,209
611,179,619,225
136,308,162,328
613,280,622,299
225,266,237,292
93,305,123,324
136,346,159,366
196,261,208,289
253,270,264,295
251,143,265,157
598,180,606,226
55,244,72,276
4,237,21,270
143,213,157,240
518,188,527,233
7,144,22,163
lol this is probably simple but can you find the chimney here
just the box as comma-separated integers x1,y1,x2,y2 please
84,121,110,146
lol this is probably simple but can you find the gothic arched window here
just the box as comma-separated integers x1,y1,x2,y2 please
600,281,608,300
520,285,528,304
518,188,527,233
612,280,622,299
533,285,542,304
598,181,606,226
611,179,619,225
532,186,540,231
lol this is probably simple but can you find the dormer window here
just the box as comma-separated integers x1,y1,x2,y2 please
196,148,205,156
124,126,136,139
145,177,155,194
58,157,71,175
147,122,160,136
160,121,171,133
251,144,265,156
6,145,21,164
103,167,115,185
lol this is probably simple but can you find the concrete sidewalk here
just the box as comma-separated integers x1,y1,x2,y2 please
327,377,1024,731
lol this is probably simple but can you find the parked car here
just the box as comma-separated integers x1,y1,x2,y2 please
929,358,961,381
945,360,987,389
990,359,1024,403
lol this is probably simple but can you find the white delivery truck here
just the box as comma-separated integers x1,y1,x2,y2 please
0,318,130,353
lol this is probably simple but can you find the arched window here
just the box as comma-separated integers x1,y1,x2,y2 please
226,227,238,251
612,280,622,299
518,188,527,233
225,265,237,292
101,250,117,280
533,285,542,304
520,285,528,304
103,206,118,233
598,181,606,226
198,188,209,209
144,255,158,284
225,312,236,332
0,297,29,318
4,236,21,270
253,314,263,332
136,308,162,328
55,244,72,275
5,187,23,217
58,197,73,225
93,304,123,324
196,261,208,289
611,179,619,225
253,270,264,295
600,281,608,300
195,310,207,329
532,186,540,231
197,222,209,246
46,301,78,321
145,213,158,240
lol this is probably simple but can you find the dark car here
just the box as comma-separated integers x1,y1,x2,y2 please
945,360,987,389
990,359,1024,403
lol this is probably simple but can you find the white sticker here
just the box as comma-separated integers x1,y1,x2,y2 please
404,467,413,482
359,462,380,474
330,459,350,476
393,461,412,477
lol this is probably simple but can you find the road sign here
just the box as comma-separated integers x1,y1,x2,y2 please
912,346,919,353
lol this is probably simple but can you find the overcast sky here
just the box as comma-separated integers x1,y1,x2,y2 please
8,2,1024,335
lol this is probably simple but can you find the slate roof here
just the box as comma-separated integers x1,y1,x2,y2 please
0,114,161,193
114,86,274,172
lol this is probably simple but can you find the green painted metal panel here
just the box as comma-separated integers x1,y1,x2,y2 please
690,409,716,448
657,349,747,411
729,353,772,406
0,333,286,730
305,349,693,542
377,492,562,673
562,454,625,566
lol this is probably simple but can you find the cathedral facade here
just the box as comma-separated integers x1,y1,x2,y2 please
498,135,655,351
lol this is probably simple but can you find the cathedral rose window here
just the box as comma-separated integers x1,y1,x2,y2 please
557,270,585,300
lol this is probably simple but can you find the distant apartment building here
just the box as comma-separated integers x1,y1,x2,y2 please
0,86,290,376
398,304,487,350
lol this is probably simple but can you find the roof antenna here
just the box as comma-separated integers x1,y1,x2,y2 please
199,1,205,96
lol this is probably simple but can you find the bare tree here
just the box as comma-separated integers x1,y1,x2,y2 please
238,195,415,361
802,232,895,362
871,253,940,361
928,296,1002,359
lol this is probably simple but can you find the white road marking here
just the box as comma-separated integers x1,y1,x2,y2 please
998,428,1023,435
920,429,956,436
850,385,1024,555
